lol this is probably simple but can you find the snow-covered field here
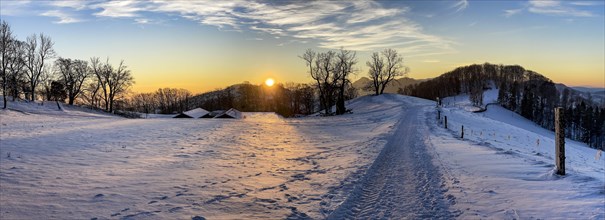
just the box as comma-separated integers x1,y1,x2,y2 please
1,92,603,219
432,90,605,219
0,96,407,219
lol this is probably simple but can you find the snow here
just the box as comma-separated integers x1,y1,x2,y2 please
174,108,209,118
2,100,117,118
1,92,603,219
214,108,242,119
0,96,405,219
430,89,605,219
328,103,454,219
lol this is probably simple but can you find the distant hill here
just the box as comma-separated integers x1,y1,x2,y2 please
570,86,605,93
571,86,605,105
405,63,604,149
352,77,428,96
553,84,605,105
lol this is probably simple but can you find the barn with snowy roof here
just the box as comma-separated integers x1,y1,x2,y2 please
214,108,243,119
173,108,209,118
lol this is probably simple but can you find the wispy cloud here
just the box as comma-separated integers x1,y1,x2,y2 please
134,18,149,24
49,0,88,10
452,0,469,13
504,8,524,17
80,0,451,52
569,1,605,6
7,0,454,54
40,10,82,24
0,0,33,16
92,0,147,18
528,0,596,17
504,0,597,18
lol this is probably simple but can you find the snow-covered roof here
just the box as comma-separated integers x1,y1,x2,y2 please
214,108,242,119
201,110,224,118
173,108,209,118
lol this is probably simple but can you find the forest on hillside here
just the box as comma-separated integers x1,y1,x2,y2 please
126,82,323,117
403,63,605,150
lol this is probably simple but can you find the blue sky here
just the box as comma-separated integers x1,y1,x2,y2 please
1,0,603,93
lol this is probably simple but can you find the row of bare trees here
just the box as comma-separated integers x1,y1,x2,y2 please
1,21,55,107
128,88,192,114
191,82,320,117
300,48,407,115
0,20,134,112
123,82,320,117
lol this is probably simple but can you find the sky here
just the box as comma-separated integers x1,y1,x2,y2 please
1,0,604,93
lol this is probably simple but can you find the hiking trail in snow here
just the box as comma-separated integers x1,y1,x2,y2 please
329,105,455,219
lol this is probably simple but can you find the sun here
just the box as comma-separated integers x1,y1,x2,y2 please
265,78,275,87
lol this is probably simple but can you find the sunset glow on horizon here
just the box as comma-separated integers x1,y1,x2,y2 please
1,0,603,94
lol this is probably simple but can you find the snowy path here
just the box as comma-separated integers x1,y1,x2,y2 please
329,106,454,219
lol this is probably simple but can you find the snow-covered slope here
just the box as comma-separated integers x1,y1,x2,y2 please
1,93,603,219
1,98,117,118
429,90,604,219
0,95,418,219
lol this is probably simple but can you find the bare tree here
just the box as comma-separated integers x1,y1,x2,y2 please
366,52,384,96
90,57,109,110
107,60,134,112
366,48,408,95
129,92,158,114
81,80,102,109
0,20,12,108
300,48,356,115
334,48,356,115
300,49,327,114
6,40,27,101
55,58,90,105
24,33,55,101
90,57,134,112
39,64,56,101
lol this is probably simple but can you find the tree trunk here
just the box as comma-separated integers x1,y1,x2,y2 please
374,81,380,96
30,81,35,101
2,79,7,109
335,85,346,115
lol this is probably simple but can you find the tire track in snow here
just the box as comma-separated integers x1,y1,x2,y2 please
328,106,454,219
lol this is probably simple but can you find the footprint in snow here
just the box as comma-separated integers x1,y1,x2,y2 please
168,207,183,213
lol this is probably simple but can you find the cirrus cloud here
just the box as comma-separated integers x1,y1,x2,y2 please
505,0,598,17
11,0,456,54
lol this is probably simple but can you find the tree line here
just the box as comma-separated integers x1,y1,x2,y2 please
0,20,134,113
404,63,605,149
3,20,409,119
124,82,319,117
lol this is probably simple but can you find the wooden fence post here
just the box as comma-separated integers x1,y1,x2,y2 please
555,107,565,175
444,116,448,129
461,125,464,139
437,110,441,120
